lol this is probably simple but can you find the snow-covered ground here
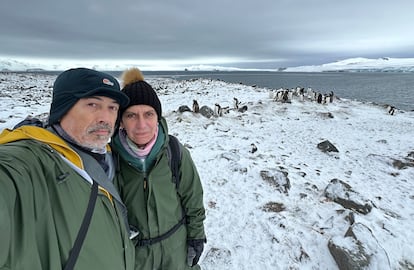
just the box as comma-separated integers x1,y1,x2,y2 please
1,72,413,269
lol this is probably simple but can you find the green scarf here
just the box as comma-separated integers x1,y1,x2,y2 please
113,125,166,173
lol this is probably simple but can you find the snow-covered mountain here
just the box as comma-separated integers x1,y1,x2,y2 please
0,58,42,72
0,58,134,72
282,57,414,73
1,56,414,72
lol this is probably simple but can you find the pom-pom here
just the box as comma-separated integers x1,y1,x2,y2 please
121,68,145,87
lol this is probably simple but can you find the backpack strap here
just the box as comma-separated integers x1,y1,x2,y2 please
134,135,185,247
167,134,182,189
63,180,98,270
135,214,186,246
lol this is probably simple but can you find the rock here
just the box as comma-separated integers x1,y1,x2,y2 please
199,105,215,118
328,223,390,270
317,140,339,153
260,167,290,194
324,178,373,214
178,105,192,113
392,155,414,169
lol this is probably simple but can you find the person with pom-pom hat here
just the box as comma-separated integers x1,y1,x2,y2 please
113,68,206,270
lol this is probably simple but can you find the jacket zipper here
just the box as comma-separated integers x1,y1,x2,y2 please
142,158,147,191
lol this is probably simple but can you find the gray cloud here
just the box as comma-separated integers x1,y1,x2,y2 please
1,0,413,69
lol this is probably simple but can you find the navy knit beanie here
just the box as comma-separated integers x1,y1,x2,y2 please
120,68,162,120
49,68,129,125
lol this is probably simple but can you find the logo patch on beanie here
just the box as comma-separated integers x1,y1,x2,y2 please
102,78,114,86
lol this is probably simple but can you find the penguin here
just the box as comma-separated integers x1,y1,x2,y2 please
316,93,323,104
238,105,248,113
282,90,289,103
214,103,222,117
328,91,334,103
193,99,200,113
387,105,395,115
233,97,240,109
222,106,230,114
250,143,258,154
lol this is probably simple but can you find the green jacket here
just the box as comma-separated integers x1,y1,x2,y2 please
114,118,206,270
0,126,134,270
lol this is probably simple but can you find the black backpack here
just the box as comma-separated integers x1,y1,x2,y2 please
166,134,182,189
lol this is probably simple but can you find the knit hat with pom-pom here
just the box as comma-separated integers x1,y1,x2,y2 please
120,68,162,120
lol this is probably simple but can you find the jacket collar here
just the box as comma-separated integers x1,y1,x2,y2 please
0,125,86,168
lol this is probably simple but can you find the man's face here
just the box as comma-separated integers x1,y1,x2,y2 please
121,104,158,147
60,96,119,149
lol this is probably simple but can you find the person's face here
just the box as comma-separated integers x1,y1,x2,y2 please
60,96,119,149
121,104,158,147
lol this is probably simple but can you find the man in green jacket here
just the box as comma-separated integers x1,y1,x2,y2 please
113,68,206,270
0,68,135,270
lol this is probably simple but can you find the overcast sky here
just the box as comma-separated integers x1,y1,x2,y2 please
1,0,413,69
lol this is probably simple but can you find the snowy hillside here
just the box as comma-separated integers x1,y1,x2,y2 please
0,72,413,269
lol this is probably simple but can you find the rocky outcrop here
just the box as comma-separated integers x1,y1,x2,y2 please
328,223,390,270
324,178,373,214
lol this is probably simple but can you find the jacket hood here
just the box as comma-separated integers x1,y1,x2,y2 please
0,125,87,168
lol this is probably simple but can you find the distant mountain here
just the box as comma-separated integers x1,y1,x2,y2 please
0,58,133,72
1,56,414,72
184,65,270,72
282,57,414,73
0,58,44,72
160,57,414,72
167,58,414,72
